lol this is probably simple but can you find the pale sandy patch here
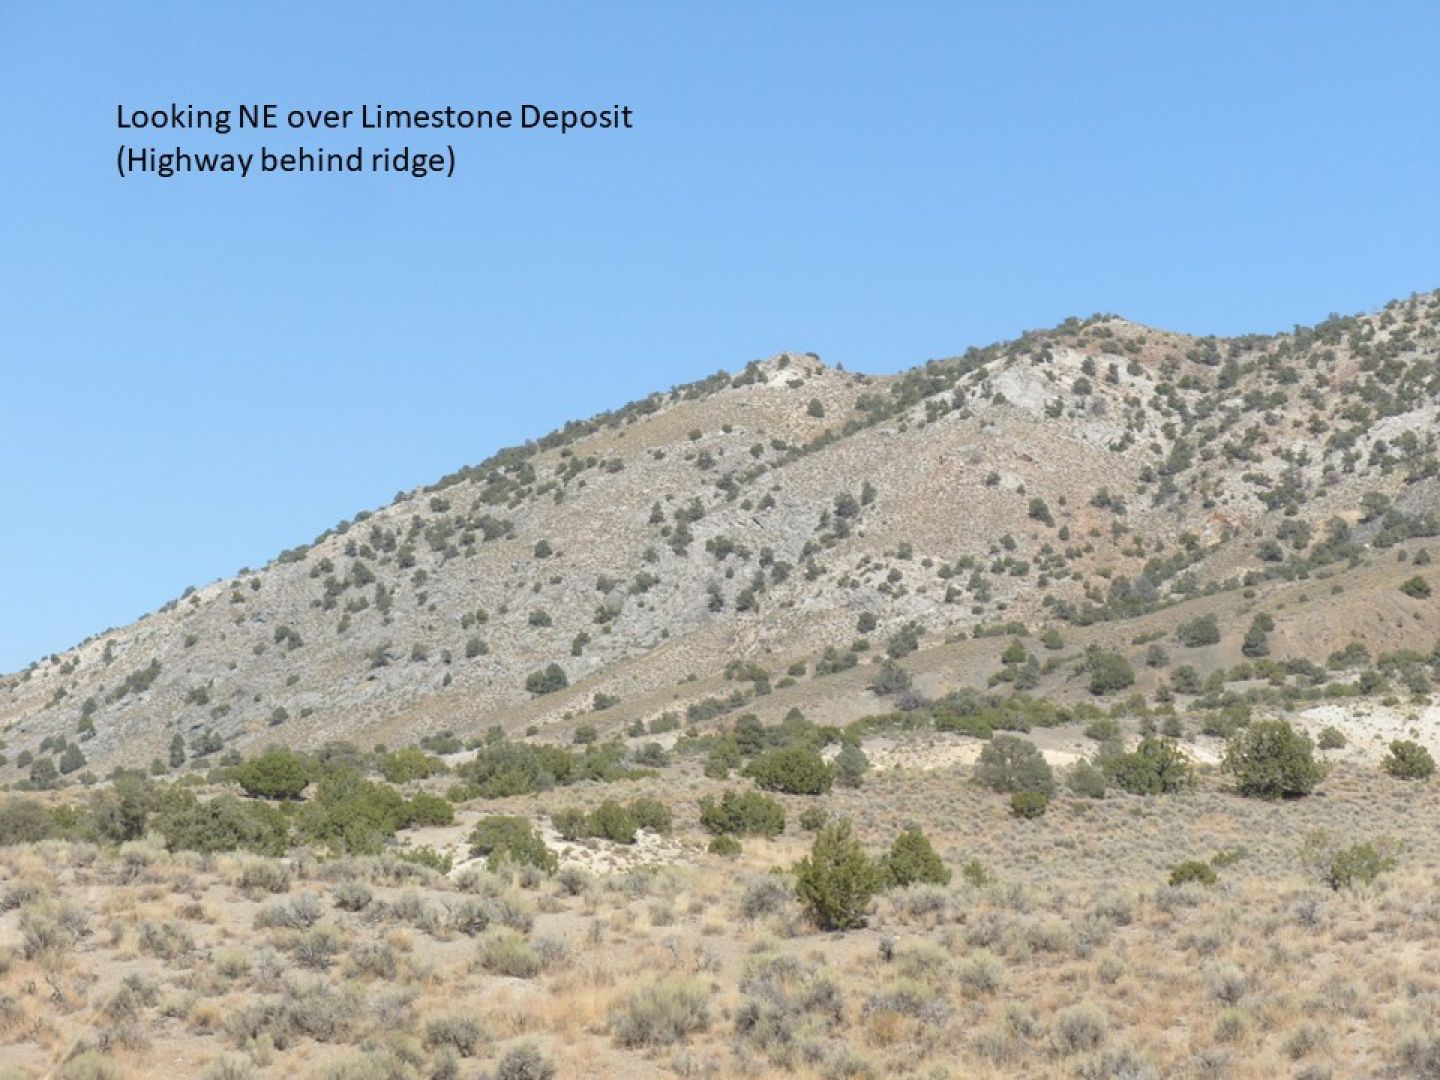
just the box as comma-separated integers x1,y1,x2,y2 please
1295,701,1440,763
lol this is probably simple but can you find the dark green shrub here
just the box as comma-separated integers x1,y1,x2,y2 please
379,749,444,784
1176,614,1221,647
1399,575,1432,599
632,742,669,768
396,845,452,873
974,735,1055,796
524,664,569,695
798,806,829,832
1084,717,1121,742
58,745,86,775
1168,860,1218,887
83,773,159,844
1000,639,1028,665
453,740,582,798
959,858,994,887
1223,720,1323,799
885,622,923,659
28,757,58,790
884,825,950,887
707,835,742,857
153,791,290,855
698,790,785,837
870,660,913,696
1010,791,1049,819
1170,665,1202,694
1087,649,1136,695
628,797,672,834
469,816,557,873
296,770,407,854
0,797,60,845
1101,737,1194,795
1323,843,1396,890
744,746,834,795
586,800,639,844
551,808,586,841
794,819,884,930
233,748,311,801
833,743,870,788
732,715,766,755
1066,760,1107,798
1301,830,1398,890
1383,739,1435,779
1242,614,1271,658
401,792,455,827
1317,726,1347,750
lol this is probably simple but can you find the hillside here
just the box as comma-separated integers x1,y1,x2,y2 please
4,292,1440,1080
4,292,1440,779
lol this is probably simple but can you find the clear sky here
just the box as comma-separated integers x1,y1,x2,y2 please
1,2,1437,673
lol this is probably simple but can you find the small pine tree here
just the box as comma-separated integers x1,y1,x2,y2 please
884,825,950,887
1241,614,1271,658
794,818,884,930
58,744,86,775
834,743,870,789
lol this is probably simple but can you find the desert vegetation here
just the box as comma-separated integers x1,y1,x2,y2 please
3,294,1440,1076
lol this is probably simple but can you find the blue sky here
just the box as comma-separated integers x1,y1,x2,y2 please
1,2,1437,672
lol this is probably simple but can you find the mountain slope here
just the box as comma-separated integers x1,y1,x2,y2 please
4,291,1439,776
